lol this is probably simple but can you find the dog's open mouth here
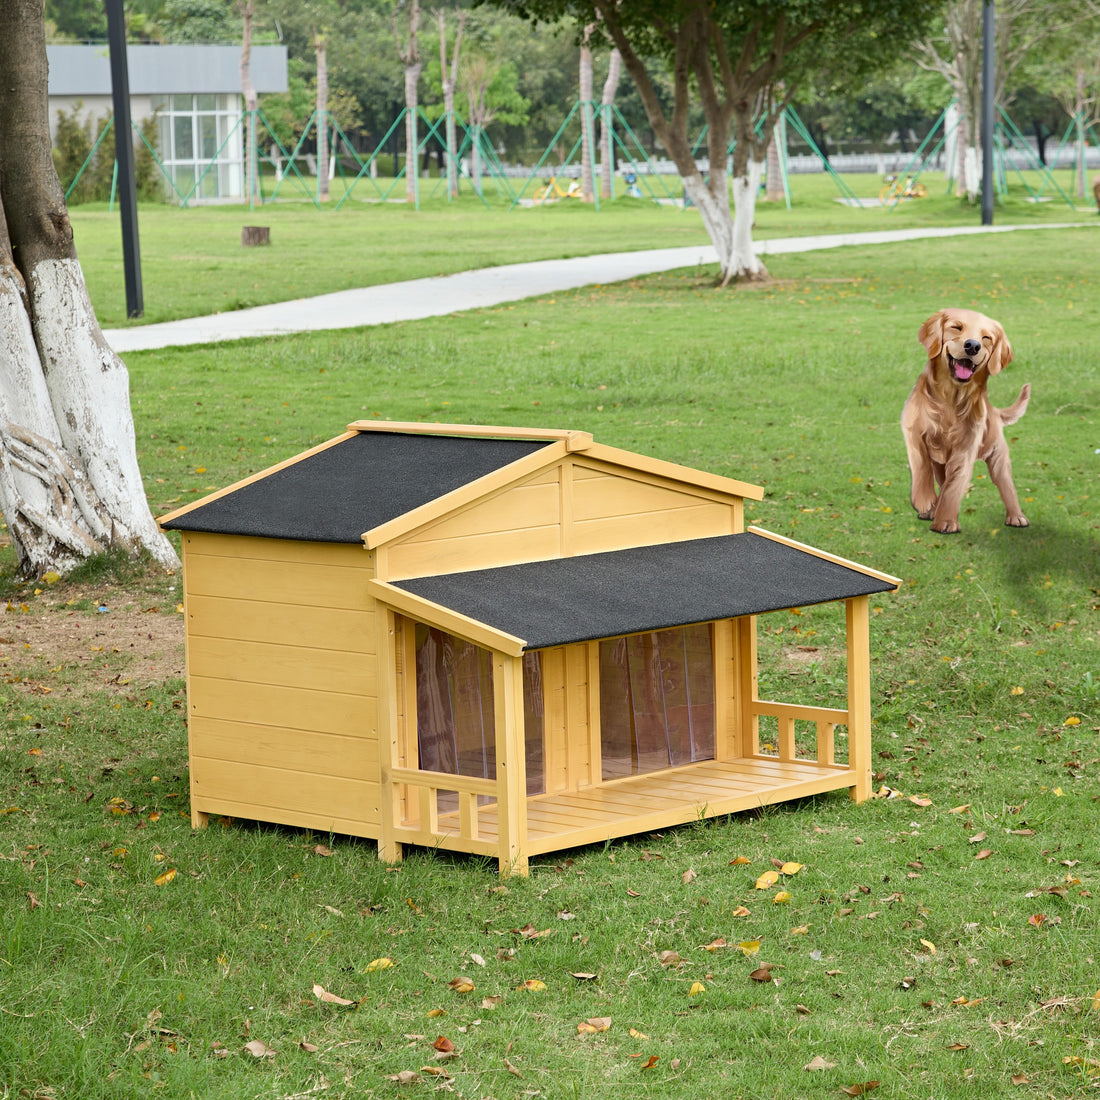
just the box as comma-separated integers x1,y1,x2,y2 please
950,356,975,382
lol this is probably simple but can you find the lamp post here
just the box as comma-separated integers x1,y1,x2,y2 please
981,0,995,226
104,0,143,317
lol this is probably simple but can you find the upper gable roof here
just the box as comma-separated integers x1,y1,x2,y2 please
158,422,764,545
159,429,551,543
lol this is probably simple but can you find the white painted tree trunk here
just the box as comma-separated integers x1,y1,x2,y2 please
730,160,767,282
963,144,980,202
29,259,178,570
0,0,178,579
681,159,767,286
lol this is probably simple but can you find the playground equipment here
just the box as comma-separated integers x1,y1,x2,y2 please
64,97,1095,215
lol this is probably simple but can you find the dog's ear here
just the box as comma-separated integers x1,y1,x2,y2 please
917,311,946,360
987,323,1014,375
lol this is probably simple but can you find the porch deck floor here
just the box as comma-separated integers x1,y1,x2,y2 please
424,755,855,858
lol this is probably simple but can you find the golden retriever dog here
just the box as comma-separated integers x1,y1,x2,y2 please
901,308,1030,534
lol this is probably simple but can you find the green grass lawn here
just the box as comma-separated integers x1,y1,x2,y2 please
75,168,1098,328
1,204,1099,1098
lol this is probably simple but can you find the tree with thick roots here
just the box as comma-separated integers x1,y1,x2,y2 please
0,0,178,579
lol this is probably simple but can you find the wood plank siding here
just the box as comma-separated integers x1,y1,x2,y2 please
182,532,379,836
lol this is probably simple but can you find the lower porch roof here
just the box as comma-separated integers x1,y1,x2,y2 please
390,529,899,651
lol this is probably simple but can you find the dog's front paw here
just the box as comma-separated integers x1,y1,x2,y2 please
1005,514,1029,528
930,518,961,534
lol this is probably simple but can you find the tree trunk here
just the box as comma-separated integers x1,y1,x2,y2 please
438,10,465,200
394,0,422,204
764,118,784,203
579,27,596,203
599,48,622,199
314,29,329,201
1075,68,1087,199
239,0,259,204
0,0,178,578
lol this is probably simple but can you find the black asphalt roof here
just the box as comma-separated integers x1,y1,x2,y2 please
392,531,897,650
160,431,550,543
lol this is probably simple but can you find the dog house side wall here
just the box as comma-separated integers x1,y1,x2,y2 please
182,531,381,838
381,454,744,581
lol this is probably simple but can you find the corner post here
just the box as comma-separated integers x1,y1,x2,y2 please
376,607,404,864
494,652,529,876
846,597,872,801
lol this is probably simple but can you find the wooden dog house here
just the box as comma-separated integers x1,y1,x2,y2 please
159,421,899,875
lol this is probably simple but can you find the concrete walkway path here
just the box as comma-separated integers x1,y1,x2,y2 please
103,222,1087,354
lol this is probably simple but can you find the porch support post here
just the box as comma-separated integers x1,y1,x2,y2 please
845,596,872,802
494,652,529,876
734,615,759,756
376,607,404,863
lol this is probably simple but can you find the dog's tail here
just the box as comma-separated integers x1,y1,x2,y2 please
998,383,1031,426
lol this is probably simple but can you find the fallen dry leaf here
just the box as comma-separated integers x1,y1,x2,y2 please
153,868,176,887
1010,1073,1028,1085
729,855,752,866
243,1039,275,1059
682,868,697,885
640,1055,659,1070
732,905,751,917
448,977,475,994
504,1058,522,1077
804,1055,836,1071
840,1082,880,1096
755,870,780,890
432,1035,455,1053
517,979,546,992
312,983,355,1007
570,971,598,980
773,891,792,905
688,981,706,996
577,1017,611,1034
975,849,993,861
658,950,683,968
780,861,803,875
749,965,775,983
312,844,334,857
366,957,393,971
385,1070,421,1085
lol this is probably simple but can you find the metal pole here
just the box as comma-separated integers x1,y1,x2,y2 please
981,0,995,226
104,0,143,317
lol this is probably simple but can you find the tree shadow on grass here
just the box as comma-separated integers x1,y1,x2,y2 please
992,519,1099,617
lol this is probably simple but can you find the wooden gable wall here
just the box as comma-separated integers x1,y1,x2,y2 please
381,453,744,582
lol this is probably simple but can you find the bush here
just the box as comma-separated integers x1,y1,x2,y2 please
52,102,166,205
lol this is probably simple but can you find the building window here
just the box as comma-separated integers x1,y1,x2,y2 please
599,624,716,780
414,625,545,796
152,93,242,200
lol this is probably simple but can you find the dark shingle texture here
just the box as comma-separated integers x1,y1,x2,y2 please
393,532,897,650
161,431,549,543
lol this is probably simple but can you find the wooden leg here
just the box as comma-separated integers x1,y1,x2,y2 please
846,597,872,802
191,807,209,829
378,838,403,864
